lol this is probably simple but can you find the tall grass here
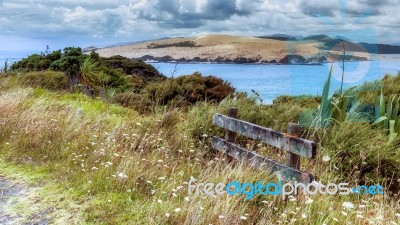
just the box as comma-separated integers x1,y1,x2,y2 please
0,85,399,224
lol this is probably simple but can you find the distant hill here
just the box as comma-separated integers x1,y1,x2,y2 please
257,34,298,41
94,34,400,64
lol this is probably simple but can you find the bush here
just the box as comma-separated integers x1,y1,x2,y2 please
101,55,165,81
112,92,152,114
11,51,62,71
273,95,321,108
19,71,67,90
145,72,235,107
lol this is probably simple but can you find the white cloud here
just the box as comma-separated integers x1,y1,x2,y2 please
0,0,398,48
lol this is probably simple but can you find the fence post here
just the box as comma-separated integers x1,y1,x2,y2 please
225,107,238,143
286,123,301,170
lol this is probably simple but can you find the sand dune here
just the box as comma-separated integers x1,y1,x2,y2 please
95,35,375,63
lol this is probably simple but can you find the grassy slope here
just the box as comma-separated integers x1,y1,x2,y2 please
0,75,399,224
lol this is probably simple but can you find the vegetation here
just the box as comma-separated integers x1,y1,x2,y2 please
0,52,399,224
9,48,167,96
144,72,235,107
19,71,67,90
101,55,165,81
148,41,198,49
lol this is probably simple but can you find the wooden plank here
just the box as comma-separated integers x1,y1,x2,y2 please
213,113,316,159
286,123,301,170
211,137,314,184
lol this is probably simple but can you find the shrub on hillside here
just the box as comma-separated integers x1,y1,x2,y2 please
145,72,235,106
19,71,67,90
11,50,62,71
273,95,321,108
101,55,165,81
112,92,152,114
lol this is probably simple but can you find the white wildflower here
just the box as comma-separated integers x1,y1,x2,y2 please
305,198,314,204
322,155,331,162
239,216,247,220
342,202,355,209
118,172,128,179
174,208,181,213
165,213,170,218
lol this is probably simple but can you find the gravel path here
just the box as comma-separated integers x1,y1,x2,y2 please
0,176,49,225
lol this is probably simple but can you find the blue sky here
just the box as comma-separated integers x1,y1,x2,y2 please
0,0,399,51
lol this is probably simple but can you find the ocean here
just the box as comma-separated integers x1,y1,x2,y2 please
0,50,40,70
151,60,400,103
1,51,399,104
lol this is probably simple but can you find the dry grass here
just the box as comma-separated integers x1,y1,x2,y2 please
0,85,399,224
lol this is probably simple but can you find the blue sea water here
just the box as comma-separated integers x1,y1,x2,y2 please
1,51,399,104
151,60,400,103
0,50,39,70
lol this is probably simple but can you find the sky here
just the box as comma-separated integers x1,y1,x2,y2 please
0,0,399,51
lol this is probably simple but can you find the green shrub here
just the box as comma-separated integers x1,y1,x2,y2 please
273,95,321,108
112,92,152,114
20,71,67,90
147,41,198,48
11,50,62,71
145,72,235,107
101,55,165,81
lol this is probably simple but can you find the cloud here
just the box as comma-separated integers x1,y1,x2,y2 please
0,0,398,48
300,0,338,17
130,0,262,28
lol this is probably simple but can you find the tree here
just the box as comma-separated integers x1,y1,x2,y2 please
49,47,85,88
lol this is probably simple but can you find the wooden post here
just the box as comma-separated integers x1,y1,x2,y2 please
286,123,301,170
283,123,302,201
225,107,238,142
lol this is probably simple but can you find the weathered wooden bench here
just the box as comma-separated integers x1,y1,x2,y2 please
211,107,317,185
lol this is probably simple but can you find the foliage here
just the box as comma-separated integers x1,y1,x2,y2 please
273,95,321,108
145,72,235,107
11,50,62,71
19,71,67,90
101,55,165,81
112,92,152,114
374,91,400,142
147,41,198,48
0,73,400,224
321,121,400,191
80,57,102,87
300,66,335,128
